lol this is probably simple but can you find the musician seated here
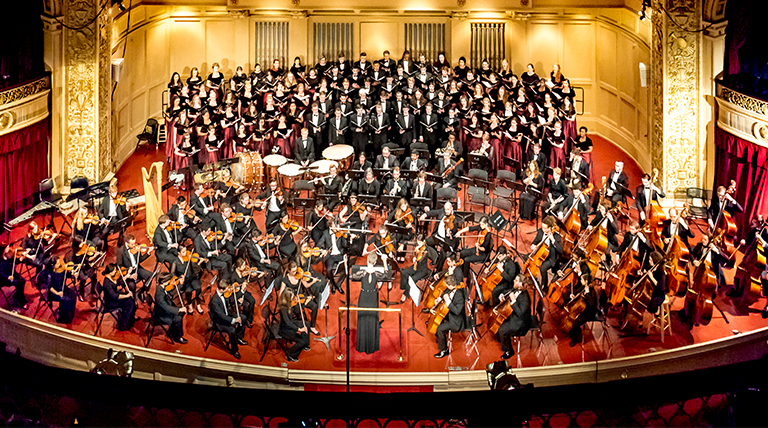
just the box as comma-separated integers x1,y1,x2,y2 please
97,183,131,249
154,272,189,344
116,234,153,300
22,221,57,278
308,200,330,246
530,215,563,293
470,133,495,175
319,165,343,210
279,261,322,335
692,233,731,292
101,264,138,331
487,247,521,306
401,150,427,176
440,132,463,161
419,201,460,271
167,196,199,242
195,223,233,280
357,168,381,200
520,161,545,221
272,213,301,259
47,259,77,324
210,203,245,255
433,275,468,359
0,245,28,310
422,253,465,313
435,148,460,191
497,275,532,359
296,240,330,299
172,245,204,314
255,179,286,230
663,207,694,250
277,287,311,362
352,152,372,172
565,268,598,347
72,242,100,301
154,215,181,266
231,258,259,328
411,170,434,214
588,201,620,258
244,229,280,274
457,215,494,279
209,279,246,359
319,218,349,295
644,251,668,315
384,167,409,209
374,146,398,170
214,168,244,207
72,206,104,254
545,167,568,213
190,183,215,223
635,173,666,224
398,234,435,303
387,198,417,255
605,161,629,207
554,183,589,230
363,225,397,271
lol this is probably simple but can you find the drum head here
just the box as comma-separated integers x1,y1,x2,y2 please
264,154,287,167
322,144,354,160
308,159,338,175
277,163,303,176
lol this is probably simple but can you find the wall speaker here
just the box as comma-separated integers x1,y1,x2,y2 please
639,62,648,88
111,58,125,82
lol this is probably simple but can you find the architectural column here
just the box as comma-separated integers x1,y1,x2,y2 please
43,0,113,186
651,0,703,197
701,0,728,189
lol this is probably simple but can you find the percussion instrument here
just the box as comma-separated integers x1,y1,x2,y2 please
323,144,354,171
307,159,338,180
263,154,287,184
194,169,224,184
277,163,304,190
231,151,264,190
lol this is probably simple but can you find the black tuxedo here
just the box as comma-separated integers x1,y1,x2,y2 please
568,158,590,186
374,154,398,170
116,245,152,291
194,234,232,278
306,113,326,150
154,283,185,340
708,195,744,227
318,230,349,290
498,289,532,353
327,116,348,146
295,136,315,164
663,219,695,249
153,225,178,265
418,113,439,149
436,287,468,351
102,277,137,331
606,169,629,205
349,113,370,154
396,113,416,147
555,193,589,230
436,157,460,189
208,290,245,354
369,113,390,153
634,184,667,220
401,157,427,173
532,230,563,291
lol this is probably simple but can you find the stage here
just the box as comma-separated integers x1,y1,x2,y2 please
1,135,767,392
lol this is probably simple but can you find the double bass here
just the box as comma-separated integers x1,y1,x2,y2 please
685,243,720,326
664,204,692,298
620,255,666,333
560,183,593,258
734,231,767,305
605,238,642,306
643,168,667,250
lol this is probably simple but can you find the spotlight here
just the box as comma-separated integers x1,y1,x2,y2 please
119,2,126,12
639,0,649,21
111,0,126,12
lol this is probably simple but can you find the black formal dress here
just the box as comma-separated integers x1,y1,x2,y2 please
353,270,388,354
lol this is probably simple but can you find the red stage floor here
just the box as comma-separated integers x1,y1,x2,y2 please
4,136,767,379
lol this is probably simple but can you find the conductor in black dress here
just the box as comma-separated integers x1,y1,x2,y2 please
351,252,389,354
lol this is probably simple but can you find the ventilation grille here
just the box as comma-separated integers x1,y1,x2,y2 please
404,23,446,64
470,23,505,70
313,23,354,65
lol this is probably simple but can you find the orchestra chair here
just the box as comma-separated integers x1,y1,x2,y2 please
646,295,673,343
70,176,89,211
38,178,62,205
685,187,710,221
580,308,613,362
466,169,491,214
204,307,232,354
436,187,457,207
33,283,58,320
136,118,159,151
493,170,516,200
446,299,480,370
260,304,290,361
93,283,123,337
143,293,173,348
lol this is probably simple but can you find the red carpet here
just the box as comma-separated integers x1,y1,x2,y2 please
3,135,767,382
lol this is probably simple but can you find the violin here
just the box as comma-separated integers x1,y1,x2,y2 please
224,179,243,189
129,244,154,255
414,243,427,263
206,230,225,242
3,247,30,260
333,228,351,239
32,229,56,241
165,221,183,231
380,235,395,253
476,229,488,256
442,214,455,232
350,202,367,216
256,233,277,246
290,293,311,307
222,284,242,298
112,195,128,206
281,218,303,232
83,214,101,225
199,188,214,199
181,252,208,264
53,259,76,273
227,212,246,223
301,246,325,258
163,276,186,307
163,275,184,291
395,208,414,227
76,242,99,257
294,267,312,282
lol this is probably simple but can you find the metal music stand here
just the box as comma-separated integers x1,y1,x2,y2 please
373,168,392,179
347,170,365,180
380,195,401,210
455,210,479,225
358,194,380,209
425,173,444,185
400,170,418,180
458,175,474,202
67,181,110,207
293,198,316,228
468,153,491,172
409,196,432,212
390,148,406,157
384,224,410,236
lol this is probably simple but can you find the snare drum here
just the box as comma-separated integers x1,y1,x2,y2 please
231,151,264,190
323,144,354,171
307,159,339,181
263,154,287,184
277,163,304,190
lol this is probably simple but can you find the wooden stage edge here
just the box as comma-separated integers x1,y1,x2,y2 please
1,307,767,392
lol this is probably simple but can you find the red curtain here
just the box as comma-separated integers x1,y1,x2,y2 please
0,119,49,224
714,127,768,236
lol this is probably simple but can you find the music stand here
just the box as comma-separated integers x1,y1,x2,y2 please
400,170,418,180
455,210,479,224
293,197,316,228
347,170,365,180
417,149,430,160
373,168,392,179
425,173,443,185
358,194,380,209
410,197,432,212
468,153,491,172
384,223,410,236
380,195,401,209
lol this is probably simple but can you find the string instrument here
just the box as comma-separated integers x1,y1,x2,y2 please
665,204,692,298
75,242,99,258
380,235,395,254
395,208,414,227
333,228,351,239
53,260,76,273
642,169,667,250
442,214,455,233
441,158,463,179
112,195,128,206
426,282,466,334
686,244,720,326
734,231,767,304
523,231,552,281
83,214,101,225
227,212,246,223
199,188,214,199
256,233,276,246
605,242,641,306
478,253,504,303
547,259,579,309
4,246,29,260
423,260,465,309
476,229,489,256
487,290,521,334
579,223,609,274
598,176,608,205
281,218,303,232
301,246,325,258
350,202,367,216
181,252,208,264
129,244,154,255
206,230,225,242
561,183,594,258
163,276,186,308
32,229,56,241
294,267,313,282
712,211,738,260
165,221,183,231
413,243,427,264
559,287,589,333
222,284,242,321
290,293,311,307
621,256,667,333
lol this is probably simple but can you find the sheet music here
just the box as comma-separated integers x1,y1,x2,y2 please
408,276,421,306
260,279,275,306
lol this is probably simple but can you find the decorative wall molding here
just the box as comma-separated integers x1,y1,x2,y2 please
716,83,768,149
0,76,51,108
650,0,664,182
0,89,50,137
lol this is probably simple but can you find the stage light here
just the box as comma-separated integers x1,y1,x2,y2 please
639,0,649,21
486,360,531,390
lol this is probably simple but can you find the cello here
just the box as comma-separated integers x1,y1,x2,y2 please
422,260,463,309
560,183,593,258
426,282,466,334
664,204,692,298
524,230,552,281
477,253,504,303
734,228,767,305
605,240,642,306
487,289,521,335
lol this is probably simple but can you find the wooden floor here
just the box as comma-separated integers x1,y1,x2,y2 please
4,135,767,382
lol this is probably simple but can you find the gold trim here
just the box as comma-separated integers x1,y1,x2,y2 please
0,76,51,107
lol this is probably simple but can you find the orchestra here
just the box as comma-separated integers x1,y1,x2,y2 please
3,50,766,370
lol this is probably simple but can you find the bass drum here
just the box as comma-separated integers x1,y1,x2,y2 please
307,159,339,181
323,144,354,171
231,151,264,190
277,163,304,190
263,154,287,184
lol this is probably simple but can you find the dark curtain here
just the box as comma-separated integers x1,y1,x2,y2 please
714,127,768,237
0,0,44,90
0,119,50,224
